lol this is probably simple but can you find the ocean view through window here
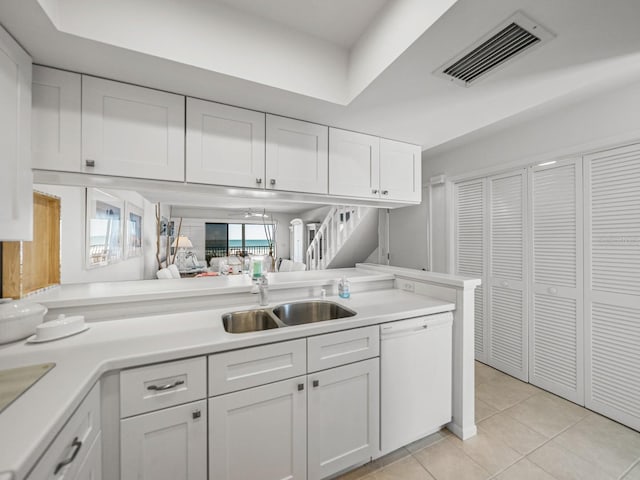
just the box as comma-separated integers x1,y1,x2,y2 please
205,222,274,262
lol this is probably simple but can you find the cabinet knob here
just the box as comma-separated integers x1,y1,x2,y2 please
500,281,509,288
372,189,379,194
548,287,558,295
192,410,201,419
256,178,262,184
382,190,389,195
312,380,319,388
297,383,304,391
85,159,95,167
270,179,276,186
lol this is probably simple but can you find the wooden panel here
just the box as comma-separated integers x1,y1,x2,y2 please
2,192,60,298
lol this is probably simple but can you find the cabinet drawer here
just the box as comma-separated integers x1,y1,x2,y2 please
209,339,306,396
120,357,206,418
28,382,101,480
308,326,379,373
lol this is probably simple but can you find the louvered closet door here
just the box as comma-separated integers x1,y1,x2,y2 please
488,170,528,381
585,144,640,431
454,179,487,362
529,159,583,404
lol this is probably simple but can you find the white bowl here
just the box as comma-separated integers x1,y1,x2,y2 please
0,300,47,344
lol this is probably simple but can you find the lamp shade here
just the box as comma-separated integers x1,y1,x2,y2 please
171,235,193,249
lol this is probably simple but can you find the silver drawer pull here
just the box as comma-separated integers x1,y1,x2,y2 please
54,437,82,474
85,159,95,167
147,379,185,391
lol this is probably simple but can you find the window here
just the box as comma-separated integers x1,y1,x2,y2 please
205,222,274,263
126,203,143,258
86,188,123,268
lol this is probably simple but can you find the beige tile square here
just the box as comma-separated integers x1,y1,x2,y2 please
494,458,556,480
476,375,539,411
475,362,505,385
475,398,499,422
479,412,547,455
553,413,640,478
624,462,640,480
367,456,435,480
503,392,587,437
528,440,615,480
446,430,522,475
405,431,449,453
413,436,490,480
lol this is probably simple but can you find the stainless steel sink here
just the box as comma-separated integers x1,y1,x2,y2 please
222,309,280,333
272,301,356,326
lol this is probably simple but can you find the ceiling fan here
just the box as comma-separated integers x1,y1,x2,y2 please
226,209,272,219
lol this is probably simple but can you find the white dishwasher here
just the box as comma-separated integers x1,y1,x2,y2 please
380,312,453,455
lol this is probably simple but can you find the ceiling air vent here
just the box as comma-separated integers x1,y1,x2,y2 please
435,11,554,87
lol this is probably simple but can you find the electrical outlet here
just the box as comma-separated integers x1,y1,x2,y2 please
400,281,415,293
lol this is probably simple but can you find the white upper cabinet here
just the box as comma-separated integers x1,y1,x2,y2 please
0,25,32,241
379,139,421,203
186,98,265,188
329,128,380,199
266,114,328,194
32,66,81,172
82,76,185,181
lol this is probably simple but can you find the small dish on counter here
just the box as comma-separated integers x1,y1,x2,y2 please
27,315,89,343
0,300,47,344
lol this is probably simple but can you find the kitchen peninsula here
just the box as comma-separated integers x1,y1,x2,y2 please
0,264,479,480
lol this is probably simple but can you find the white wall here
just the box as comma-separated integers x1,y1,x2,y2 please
388,186,429,270
421,78,640,272
35,184,159,283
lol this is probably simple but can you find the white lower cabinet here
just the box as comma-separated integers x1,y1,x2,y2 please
209,376,307,480
308,359,379,480
120,400,207,480
74,435,102,480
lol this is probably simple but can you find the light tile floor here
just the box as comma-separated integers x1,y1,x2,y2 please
336,362,640,480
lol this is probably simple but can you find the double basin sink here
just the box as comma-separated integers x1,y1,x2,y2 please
222,301,356,334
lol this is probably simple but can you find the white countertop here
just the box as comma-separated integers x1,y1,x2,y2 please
29,268,393,309
0,288,454,480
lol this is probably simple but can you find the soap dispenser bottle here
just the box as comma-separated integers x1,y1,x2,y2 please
338,277,350,299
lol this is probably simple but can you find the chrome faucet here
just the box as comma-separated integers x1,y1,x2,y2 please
258,275,269,306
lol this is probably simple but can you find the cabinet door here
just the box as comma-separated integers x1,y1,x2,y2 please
584,144,640,431
82,76,185,181
75,434,102,480
308,359,379,480
529,159,584,404
186,98,265,188
32,66,81,172
266,114,328,194
328,128,380,198
210,376,307,480
379,139,421,203
0,24,32,241
120,400,207,480
488,170,528,381
454,178,487,362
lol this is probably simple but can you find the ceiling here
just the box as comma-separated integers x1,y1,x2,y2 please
2,1,640,153
214,0,389,48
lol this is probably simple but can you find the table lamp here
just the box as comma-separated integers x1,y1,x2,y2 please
171,235,193,271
